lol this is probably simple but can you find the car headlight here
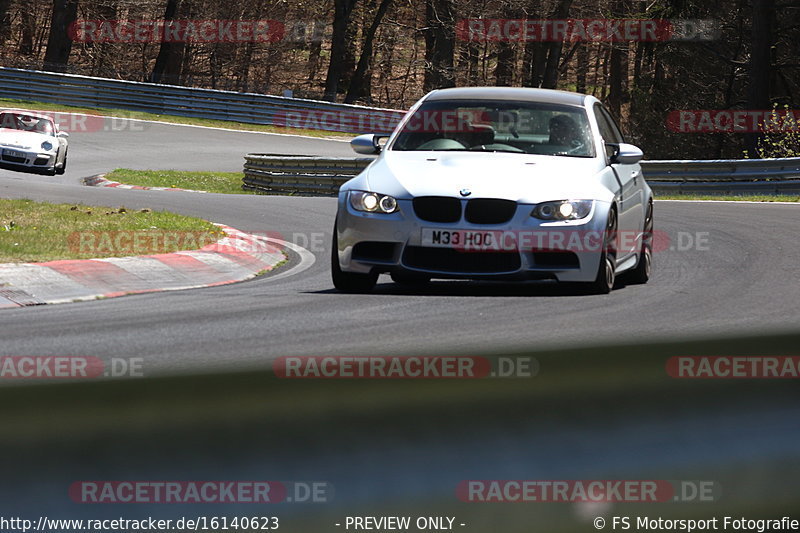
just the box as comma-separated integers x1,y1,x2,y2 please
41,141,53,151
532,200,593,221
350,191,398,214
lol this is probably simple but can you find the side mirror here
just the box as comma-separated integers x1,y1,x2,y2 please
57,131,69,139
607,142,643,165
351,134,382,155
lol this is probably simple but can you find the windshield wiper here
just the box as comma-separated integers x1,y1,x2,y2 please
551,152,592,158
469,148,526,154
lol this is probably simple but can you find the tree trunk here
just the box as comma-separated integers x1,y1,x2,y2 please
423,0,455,92
0,0,12,41
307,21,324,82
18,10,35,55
540,0,572,89
345,0,392,103
151,0,188,85
494,42,515,86
526,43,549,87
91,0,117,77
43,0,79,70
746,0,775,157
576,44,588,94
324,0,359,101
606,0,629,116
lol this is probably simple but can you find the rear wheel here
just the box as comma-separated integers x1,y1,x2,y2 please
331,221,378,293
56,149,67,175
620,201,653,285
583,207,617,295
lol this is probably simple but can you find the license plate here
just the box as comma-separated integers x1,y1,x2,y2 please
421,228,499,250
3,149,25,158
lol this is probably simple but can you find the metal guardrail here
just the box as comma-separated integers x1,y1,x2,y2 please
641,157,800,194
243,154,800,196
0,67,405,134
243,154,375,195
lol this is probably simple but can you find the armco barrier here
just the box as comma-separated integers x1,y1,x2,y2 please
243,154,800,196
242,154,374,195
0,66,405,133
641,157,800,194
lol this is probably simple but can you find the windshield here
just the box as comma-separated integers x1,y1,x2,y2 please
392,99,595,157
0,112,56,136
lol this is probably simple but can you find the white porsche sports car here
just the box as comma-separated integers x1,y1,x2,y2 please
332,87,653,294
0,110,69,175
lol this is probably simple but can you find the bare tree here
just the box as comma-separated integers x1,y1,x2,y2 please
151,0,189,84
324,0,360,101
745,0,775,157
0,0,12,41
423,0,455,91
43,0,79,69
345,0,393,103
606,0,629,116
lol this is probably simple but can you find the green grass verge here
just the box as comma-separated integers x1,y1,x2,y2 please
0,198,221,262
657,193,800,202
0,97,347,139
105,169,249,194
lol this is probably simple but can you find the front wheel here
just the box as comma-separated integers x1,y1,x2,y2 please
331,221,378,293
620,201,653,285
583,207,617,295
56,149,67,175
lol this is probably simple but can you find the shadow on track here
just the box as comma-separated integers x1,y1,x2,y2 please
311,278,640,298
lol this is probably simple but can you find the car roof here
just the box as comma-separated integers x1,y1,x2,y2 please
424,87,588,106
0,110,55,122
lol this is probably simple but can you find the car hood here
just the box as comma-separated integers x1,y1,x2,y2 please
364,151,611,204
0,128,52,150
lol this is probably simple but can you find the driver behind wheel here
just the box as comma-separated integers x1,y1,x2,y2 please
548,114,582,147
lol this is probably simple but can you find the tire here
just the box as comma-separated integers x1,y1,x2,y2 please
45,165,56,176
56,149,67,175
390,271,431,286
620,201,653,285
331,221,378,293
583,207,617,295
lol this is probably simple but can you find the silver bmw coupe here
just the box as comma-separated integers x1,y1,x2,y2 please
332,87,653,294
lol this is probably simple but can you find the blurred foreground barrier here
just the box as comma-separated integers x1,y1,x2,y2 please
243,154,800,196
1,332,799,532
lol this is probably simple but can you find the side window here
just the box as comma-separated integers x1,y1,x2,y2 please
593,104,619,158
599,106,625,143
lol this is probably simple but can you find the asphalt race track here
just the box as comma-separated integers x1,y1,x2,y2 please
1,118,799,374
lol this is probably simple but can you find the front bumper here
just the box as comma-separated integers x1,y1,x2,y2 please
0,147,56,170
336,195,611,282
